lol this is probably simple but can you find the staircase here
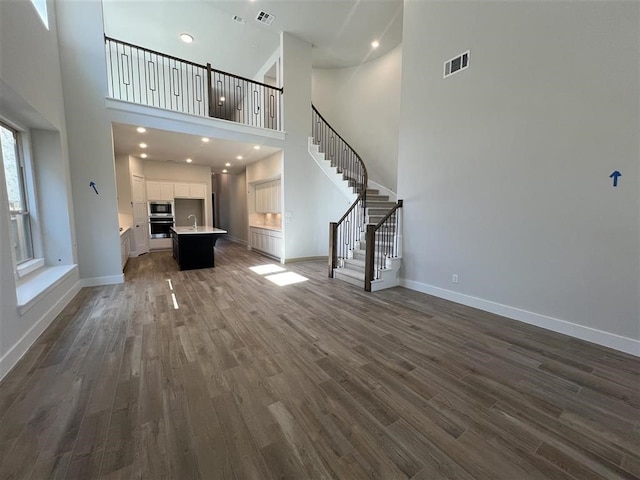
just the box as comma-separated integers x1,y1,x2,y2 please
332,189,402,291
310,105,403,292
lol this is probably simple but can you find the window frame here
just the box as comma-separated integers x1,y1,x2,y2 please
0,120,41,277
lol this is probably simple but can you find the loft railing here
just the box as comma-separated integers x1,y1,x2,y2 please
208,65,282,130
364,200,403,292
105,36,208,116
105,36,283,130
313,106,368,279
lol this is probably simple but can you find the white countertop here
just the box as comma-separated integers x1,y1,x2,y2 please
171,226,228,235
119,227,130,237
249,225,282,232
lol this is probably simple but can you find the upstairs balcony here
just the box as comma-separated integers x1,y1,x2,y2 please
105,36,283,131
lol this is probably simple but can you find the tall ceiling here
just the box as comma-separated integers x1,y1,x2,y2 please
104,0,403,172
209,0,404,69
102,0,403,76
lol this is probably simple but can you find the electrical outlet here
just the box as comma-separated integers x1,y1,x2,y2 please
452,274,459,284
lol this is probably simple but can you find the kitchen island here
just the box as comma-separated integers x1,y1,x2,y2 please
170,226,227,270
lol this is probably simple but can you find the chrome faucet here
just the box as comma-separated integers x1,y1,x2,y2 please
187,214,197,229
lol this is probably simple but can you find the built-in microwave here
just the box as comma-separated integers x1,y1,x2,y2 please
149,201,173,216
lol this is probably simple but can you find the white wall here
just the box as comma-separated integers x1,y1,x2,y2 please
31,129,76,266
214,171,249,243
398,1,640,353
246,151,282,183
213,174,227,229
0,0,80,380
228,172,248,243
143,159,212,184
281,32,349,261
56,0,122,284
129,155,144,177
0,0,66,130
312,44,402,191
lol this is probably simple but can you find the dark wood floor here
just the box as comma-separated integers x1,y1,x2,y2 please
1,239,638,480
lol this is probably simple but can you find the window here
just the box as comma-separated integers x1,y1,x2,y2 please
1,124,34,265
30,0,49,29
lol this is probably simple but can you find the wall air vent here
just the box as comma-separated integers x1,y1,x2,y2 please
232,15,246,25
444,50,469,79
256,10,275,26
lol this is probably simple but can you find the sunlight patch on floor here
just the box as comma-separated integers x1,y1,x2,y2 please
171,292,179,309
265,271,309,287
249,264,286,275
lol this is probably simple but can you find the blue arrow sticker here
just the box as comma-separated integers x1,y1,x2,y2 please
89,181,99,194
609,171,621,187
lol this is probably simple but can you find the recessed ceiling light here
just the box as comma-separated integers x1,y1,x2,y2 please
186,158,193,163
222,169,228,173
202,137,210,143
136,127,146,133
253,145,260,150
140,153,147,158
139,142,147,148
371,40,380,49
180,33,194,43
236,155,243,160
225,162,231,167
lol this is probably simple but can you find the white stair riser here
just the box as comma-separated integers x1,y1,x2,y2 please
333,269,364,288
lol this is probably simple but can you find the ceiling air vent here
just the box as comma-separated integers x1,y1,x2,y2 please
444,50,469,79
255,10,275,26
232,15,246,25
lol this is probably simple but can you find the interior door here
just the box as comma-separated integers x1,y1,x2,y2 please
132,174,150,255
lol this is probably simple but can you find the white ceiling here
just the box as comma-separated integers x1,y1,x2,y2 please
209,0,404,69
111,123,281,174
102,0,403,74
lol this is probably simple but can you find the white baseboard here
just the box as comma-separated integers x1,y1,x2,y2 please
80,274,124,287
284,256,328,263
401,279,640,357
225,235,248,246
0,281,82,381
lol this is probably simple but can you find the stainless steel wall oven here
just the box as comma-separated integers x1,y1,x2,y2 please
149,216,174,239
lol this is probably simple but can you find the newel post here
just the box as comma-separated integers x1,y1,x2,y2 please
364,224,375,292
328,222,337,278
206,63,213,117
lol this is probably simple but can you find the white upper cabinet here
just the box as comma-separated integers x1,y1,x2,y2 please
148,181,206,200
173,183,190,198
188,183,206,199
255,179,281,213
174,182,206,199
146,181,174,201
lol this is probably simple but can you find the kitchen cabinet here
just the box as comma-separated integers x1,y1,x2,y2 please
255,179,281,213
146,181,174,201
174,182,206,199
120,229,130,270
249,227,282,259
